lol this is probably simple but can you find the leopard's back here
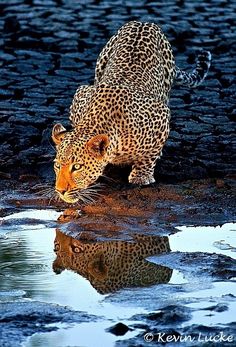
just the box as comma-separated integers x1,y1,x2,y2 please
95,21,175,101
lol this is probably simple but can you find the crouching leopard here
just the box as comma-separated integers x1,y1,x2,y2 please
52,21,211,204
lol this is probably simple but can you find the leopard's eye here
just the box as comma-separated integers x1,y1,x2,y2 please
54,162,60,170
71,244,84,253
72,163,83,172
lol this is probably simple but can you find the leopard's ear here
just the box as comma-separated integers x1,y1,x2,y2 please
52,123,67,145
86,134,109,159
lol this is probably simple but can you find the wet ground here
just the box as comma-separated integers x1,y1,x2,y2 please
0,177,235,346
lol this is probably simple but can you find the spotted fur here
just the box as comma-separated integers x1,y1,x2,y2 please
52,21,211,203
53,229,172,294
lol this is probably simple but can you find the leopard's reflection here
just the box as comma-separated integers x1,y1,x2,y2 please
53,229,172,294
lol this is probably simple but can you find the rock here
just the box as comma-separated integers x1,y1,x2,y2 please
106,322,131,336
202,303,228,313
146,305,191,324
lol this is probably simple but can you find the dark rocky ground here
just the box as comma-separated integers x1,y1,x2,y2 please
0,0,235,182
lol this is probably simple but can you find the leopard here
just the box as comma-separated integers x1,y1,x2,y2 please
52,21,211,204
53,229,172,294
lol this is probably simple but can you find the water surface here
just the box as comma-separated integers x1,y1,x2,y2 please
0,209,235,346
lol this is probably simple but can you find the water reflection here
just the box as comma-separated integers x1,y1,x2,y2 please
53,229,172,294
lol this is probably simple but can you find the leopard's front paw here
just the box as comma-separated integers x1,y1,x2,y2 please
128,174,155,186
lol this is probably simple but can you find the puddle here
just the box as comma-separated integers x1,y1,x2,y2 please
23,321,141,347
1,209,60,222
183,282,236,326
172,223,236,259
0,209,236,346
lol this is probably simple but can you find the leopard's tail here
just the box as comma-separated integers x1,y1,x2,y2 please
175,51,211,88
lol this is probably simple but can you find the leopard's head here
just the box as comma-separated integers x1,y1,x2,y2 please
52,123,109,203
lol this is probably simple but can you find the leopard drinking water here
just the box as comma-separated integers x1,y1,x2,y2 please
52,21,211,203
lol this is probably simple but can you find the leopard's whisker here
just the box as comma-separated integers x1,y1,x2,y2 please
48,194,56,206
33,183,52,189
72,189,99,204
35,188,54,196
33,185,60,205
